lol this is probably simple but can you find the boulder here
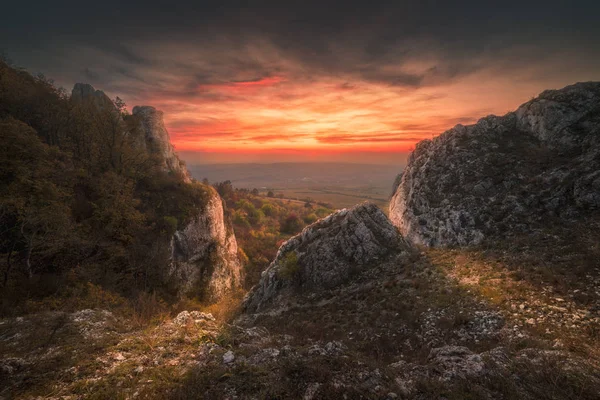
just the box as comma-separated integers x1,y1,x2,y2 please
243,202,409,312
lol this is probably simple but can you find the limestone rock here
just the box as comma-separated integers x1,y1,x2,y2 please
70,84,240,301
132,105,191,182
169,187,242,301
390,82,600,246
243,202,408,312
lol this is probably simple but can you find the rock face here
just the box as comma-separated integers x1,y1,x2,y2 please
169,188,242,301
70,83,240,300
243,202,409,312
132,106,191,182
390,82,600,246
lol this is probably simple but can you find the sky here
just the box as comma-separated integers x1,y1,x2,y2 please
1,1,599,164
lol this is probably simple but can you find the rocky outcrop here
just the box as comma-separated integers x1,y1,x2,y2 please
132,105,191,182
70,83,239,300
243,202,409,312
71,83,115,111
390,82,600,246
71,84,191,182
169,187,242,301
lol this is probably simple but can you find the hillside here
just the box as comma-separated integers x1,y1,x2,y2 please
0,60,241,312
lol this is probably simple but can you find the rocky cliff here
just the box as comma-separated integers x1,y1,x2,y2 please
390,82,600,246
132,105,191,183
243,202,410,312
71,83,240,300
169,187,242,300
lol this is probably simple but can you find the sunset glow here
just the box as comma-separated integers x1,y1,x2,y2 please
4,2,599,163
153,67,581,157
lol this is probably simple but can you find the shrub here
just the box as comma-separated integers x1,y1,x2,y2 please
232,211,250,228
261,203,276,217
303,213,318,224
280,213,303,234
278,251,300,280
246,208,264,226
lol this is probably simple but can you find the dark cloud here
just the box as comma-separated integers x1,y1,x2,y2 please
1,1,598,93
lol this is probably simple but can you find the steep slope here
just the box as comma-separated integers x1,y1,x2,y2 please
9,80,242,301
244,202,410,312
390,82,600,246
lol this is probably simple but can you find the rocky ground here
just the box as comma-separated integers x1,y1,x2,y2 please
2,230,599,399
2,205,599,399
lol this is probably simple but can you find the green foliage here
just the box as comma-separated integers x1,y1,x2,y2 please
278,251,300,280
315,207,332,218
303,213,318,224
0,60,212,309
160,216,178,235
232,211,250,228
280,213,303,234
261,203,276,217
246,208,264,225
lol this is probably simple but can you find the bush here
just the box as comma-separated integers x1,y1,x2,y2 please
280,213,303,234
247,208,264,226
278,251,300,279
303,213,318,224
232,211,250,228
261,203,276,217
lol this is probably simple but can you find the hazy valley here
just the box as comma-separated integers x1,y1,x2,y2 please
188,163,401,210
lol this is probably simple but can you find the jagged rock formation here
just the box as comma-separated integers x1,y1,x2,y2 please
169,187,242,300
71,83,115,111
71,84,191,182
243,202,409,312
390,82,600,246
70,83,240,300
132,105,191,182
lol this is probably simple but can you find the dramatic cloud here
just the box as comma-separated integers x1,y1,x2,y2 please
1,1,599,163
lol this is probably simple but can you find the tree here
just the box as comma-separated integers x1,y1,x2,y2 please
214,180,234,199
267,190,274,198
280,213,303,234
0,119,73,281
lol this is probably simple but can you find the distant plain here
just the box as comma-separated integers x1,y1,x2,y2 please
188,162,403,210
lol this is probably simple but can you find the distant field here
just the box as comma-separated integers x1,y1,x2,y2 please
265,187,390,210
188,162,402,210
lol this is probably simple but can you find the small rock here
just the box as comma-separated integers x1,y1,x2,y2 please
223,350,235,364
